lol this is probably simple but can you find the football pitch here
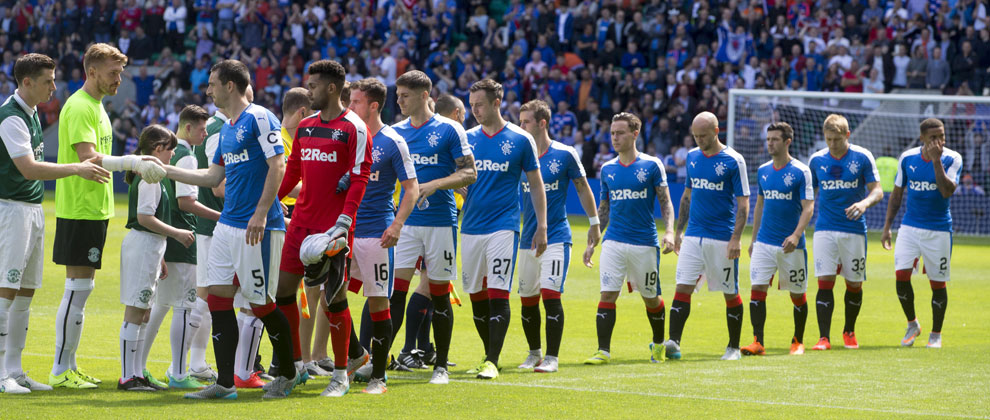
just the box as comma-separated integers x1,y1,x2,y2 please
6,197,989,419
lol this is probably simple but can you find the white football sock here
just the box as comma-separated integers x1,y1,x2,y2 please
140,304,170,374
0,297,11,378
5,295,31,377
120,322,140,380
52,278,93,376
134,322,148,376
189,297,211,371
170,307,195,378
234,314,261,381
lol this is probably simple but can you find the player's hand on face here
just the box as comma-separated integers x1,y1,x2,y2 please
881,228,893,250
926,139,944,160
174,229,195,248
246,212,267,245
587,224,601,248
416,181,438,208
844,202,867,220
78,157,111,183
380,222,401,248
727,238,741,260
674,233,683,255
583,244,596,268
661,231,675,254
782,234,799,253
533,225,548,257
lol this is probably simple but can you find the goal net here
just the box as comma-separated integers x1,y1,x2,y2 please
728,89,990,236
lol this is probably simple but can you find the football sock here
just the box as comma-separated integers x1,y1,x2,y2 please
428,283,453,369
120,321,140,379
0,297,11,378
595,301,616,352
815,281,834,339
370,309,392,380
52,278,93,376
359,300,371,351
4,295,30,376
469,290,491,355
169,307,194,377
134,322,148,375
750,291,767,345
895,270,916,322
931,281,947,333
402,292,432,353
348,319,363,360
189,297,212,372
416,301,434,352
325,300,352,370
275,295,302,361
388,278,410,342
140,303,170,374
252,303,296,380
791,294,808,344
234,313,261,381
207,295,238,388
726,295,744,349
520,296,542,352
542,290,564,357
486,290,511,365
646,299,666,344
668,293,692,344
843,285,863,333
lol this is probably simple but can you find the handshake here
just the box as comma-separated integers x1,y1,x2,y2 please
101,155,168,183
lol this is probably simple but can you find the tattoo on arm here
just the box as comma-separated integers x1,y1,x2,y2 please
675,191,691,233
598,196,610,230
656,186,674,232
452,155,477,188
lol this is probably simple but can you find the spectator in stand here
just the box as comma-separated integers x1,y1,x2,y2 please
927,46,950,91
592,142,615,179
959,174,986,195
906,45,928,89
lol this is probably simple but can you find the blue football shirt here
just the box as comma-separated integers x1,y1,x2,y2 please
684,146,750,241
894,146,962,232
212,104,285,231
391,114,470,227
600,153,668,247
461,122,540,235
521,141,585,248
808,144,880,234
354,125,417,238
755,159,814,248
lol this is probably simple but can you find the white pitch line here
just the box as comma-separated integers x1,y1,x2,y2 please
389,375,989,419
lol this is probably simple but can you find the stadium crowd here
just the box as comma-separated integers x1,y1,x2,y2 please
1,0,990,182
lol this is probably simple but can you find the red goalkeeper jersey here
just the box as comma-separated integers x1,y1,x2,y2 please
278,109,372,230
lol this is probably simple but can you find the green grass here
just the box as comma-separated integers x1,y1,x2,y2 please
6,196,990,419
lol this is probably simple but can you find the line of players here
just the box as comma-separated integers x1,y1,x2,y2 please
0,45,961,398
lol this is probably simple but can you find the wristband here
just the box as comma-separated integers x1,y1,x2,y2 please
588,216,600,226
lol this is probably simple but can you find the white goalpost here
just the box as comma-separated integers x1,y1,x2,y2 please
728,89,990,236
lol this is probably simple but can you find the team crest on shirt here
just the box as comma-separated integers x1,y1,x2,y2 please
372,146,384,163
500,139,514,155
139,289,152,304
847,160,860,175
186,288,197,303
715,161,727,176
235,126,246,143
6,269,20,284
549,159,561,175
635,168,649,183
427,131,440,147
783,172,795,187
